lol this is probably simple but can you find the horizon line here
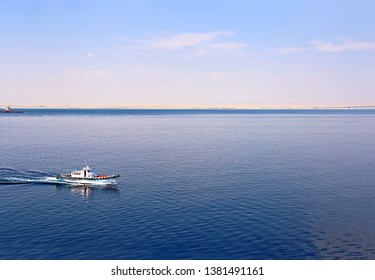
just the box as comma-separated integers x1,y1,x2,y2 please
2,105,375,110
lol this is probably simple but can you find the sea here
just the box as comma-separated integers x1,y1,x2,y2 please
0,109,374,260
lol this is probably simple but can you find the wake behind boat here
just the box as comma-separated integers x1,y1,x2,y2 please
56,165,120,185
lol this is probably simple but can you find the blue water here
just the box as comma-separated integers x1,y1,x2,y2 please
1,109,375,259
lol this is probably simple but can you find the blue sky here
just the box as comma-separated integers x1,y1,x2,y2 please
1,0,375,108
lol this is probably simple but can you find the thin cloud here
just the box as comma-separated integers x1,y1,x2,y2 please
121,31,247,55
208,42,247,51
275,47,305,54
191,42,247,57
310,39,375,52
275,38,375,54
150,31,233,50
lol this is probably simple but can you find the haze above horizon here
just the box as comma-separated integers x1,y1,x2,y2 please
1,0,375,108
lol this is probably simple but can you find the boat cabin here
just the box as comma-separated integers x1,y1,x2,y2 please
70,166,97,178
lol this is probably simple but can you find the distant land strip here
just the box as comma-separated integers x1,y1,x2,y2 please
2,105,375,110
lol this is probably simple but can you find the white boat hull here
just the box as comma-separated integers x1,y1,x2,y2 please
56,165,120,185
56,175,119,185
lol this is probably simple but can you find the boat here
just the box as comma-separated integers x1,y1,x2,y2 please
56,165,120,185
1,106,23,113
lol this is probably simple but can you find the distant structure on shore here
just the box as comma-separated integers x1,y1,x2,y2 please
1,106,23,113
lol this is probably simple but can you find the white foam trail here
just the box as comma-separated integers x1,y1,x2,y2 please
1,176,60,184
0,176,118,186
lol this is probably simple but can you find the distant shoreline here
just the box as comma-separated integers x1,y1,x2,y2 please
2,105,375,110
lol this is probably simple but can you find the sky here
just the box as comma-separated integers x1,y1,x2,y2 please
1,0,375,108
